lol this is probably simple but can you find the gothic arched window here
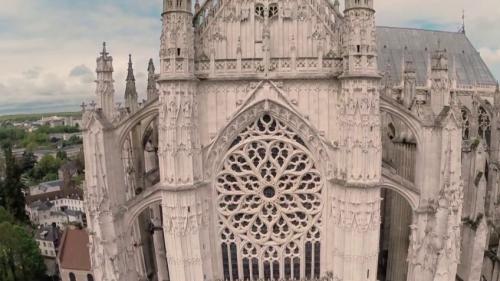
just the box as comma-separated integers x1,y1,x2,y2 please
69,272,76,281
478,106,491,146
255,4,265,18
269,3,279,18
87,274,94,281
461,108,471,141
216,114,322,281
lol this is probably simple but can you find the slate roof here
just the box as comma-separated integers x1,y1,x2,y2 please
377,26,496,87
36,225,61,243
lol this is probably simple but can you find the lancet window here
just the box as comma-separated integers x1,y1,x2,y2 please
462,108,471,141
478,106,491,146
216,114,322,281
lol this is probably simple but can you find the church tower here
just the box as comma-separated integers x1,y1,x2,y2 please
156,1,207,281
339,0,381,184
160,0,195,78
333,1,382,280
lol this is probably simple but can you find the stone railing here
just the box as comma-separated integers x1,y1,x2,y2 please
194,57,342,77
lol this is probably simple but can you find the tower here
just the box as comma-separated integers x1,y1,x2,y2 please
159,0,195,79
125,54,139,113
334,1,382,280
342,0,378,76
339,0,381,184
95,42,115,120
157,1,206,281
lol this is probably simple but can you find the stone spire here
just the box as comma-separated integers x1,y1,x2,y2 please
147,58,158,100
125,54,138,113
429,44,451,115
95,42,115,121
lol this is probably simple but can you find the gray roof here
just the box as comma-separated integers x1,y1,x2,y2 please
36,225,61,242
377,26,496,87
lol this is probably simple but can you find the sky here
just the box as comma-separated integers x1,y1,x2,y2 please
0,0,499,115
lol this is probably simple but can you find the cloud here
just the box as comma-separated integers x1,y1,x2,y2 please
0,0,499,115
69,65,95,83
479,48,500,65
22,67,43,80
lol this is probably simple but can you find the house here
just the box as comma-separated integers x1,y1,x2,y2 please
35,224,62,277
58,227,94,281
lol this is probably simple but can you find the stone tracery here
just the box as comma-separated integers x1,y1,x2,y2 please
216,114,322,280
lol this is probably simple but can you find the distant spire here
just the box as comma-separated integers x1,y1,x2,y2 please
127,54,135,81
147,58,158,100
125,54,138,113
496,81,499,92
148,58,155,73
100,42,109,58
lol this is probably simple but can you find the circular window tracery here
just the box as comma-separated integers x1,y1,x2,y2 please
217,114,322,280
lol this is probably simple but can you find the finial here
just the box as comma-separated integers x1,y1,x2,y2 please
148,58,155,72
460,9,466,34
126,54,135,81
100,42,109,58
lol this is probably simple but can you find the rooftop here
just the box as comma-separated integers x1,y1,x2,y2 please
35,225,61,242
58,228,91,271
376,26,497,87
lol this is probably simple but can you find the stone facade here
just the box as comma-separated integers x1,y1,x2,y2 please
81,1,500,281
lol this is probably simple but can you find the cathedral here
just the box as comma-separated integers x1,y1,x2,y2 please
81,0,500,280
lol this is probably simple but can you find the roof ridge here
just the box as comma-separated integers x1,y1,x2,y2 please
377,25,464,35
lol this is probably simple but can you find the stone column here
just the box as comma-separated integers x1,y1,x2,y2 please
467,218,488,281
330,186,381,281
161,190,206,281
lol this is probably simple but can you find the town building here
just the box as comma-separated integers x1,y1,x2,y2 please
57,227,94,281
81,1,500,281
26,178,85,227
35,224,62,276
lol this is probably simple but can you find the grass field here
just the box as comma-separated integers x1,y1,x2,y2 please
0,112,82,122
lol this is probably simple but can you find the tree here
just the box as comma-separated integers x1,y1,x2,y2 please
36,155,62,178
20,151,36,172
56,150,67,161
0,144,27,222
0,208,46,281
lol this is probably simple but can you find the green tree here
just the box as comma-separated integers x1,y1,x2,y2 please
0,208,46,281
0,144,27,222
20,151,37,172
56,150,67,161
36,155,62,177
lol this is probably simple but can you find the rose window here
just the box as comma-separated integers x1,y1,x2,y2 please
217,114,322,281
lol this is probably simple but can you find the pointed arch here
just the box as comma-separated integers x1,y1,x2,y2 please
204,99,333,180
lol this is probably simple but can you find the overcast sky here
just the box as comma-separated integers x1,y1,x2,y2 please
0,0,499,115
